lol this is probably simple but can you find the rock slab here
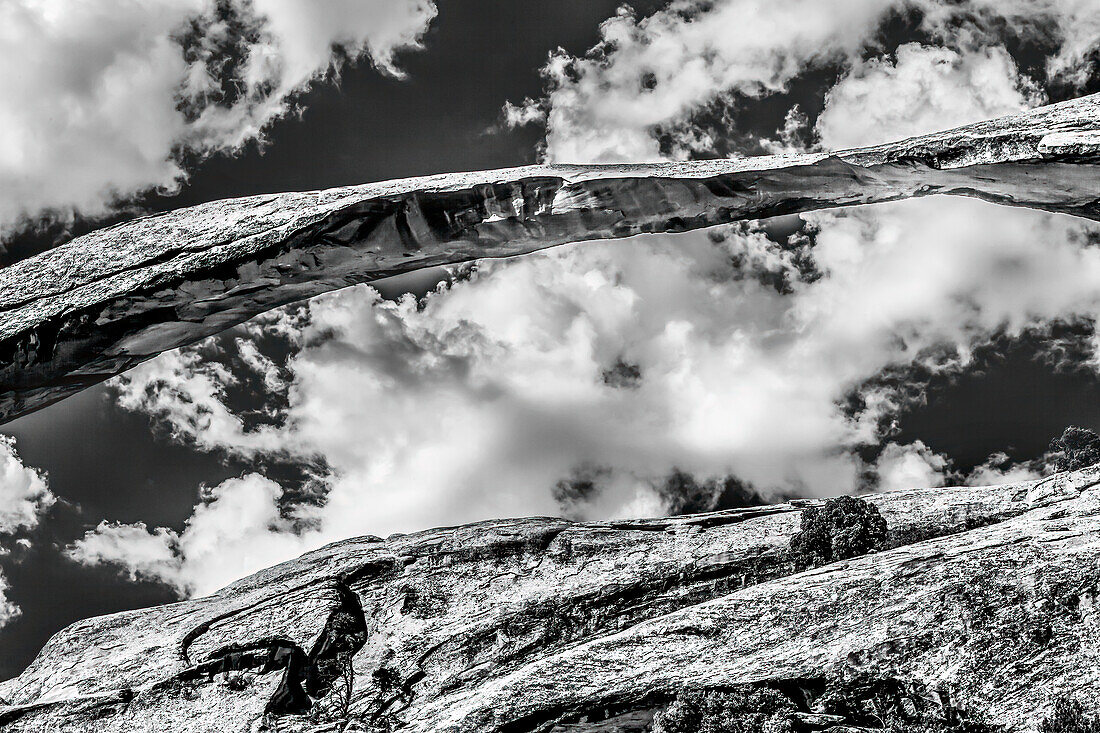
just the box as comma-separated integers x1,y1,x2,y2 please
2,469,1098,732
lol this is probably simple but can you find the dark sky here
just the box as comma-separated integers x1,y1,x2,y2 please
2,0,1098,680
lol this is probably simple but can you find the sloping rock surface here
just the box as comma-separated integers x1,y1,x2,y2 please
1,94,1099,424
3,468,1099,732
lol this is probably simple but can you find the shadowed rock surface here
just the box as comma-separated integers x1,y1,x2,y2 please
2,468,1098,732
1,94,1099,424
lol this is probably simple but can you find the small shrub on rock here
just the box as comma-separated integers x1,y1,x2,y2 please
1047,427,1100,472
652,687,796,733
789,495,888,570
1039,696,1100,733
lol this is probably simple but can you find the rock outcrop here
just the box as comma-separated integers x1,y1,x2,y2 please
2,94,1099,424
3,469,1098,732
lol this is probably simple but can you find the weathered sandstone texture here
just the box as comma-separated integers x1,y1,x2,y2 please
2,468,1098,732
2,94,1099,424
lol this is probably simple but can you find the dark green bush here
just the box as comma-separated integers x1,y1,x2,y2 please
1048,427,1100,472
652,687,796,733
789,495,888,569
1039,696,1100,733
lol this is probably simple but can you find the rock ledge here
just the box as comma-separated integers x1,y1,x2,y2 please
2,469,1098,732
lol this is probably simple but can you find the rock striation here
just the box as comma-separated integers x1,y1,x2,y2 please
1,94,1099,424
2,468,1099,732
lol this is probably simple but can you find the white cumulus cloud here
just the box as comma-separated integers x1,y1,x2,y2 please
70,473,314,596
874,441,950,491
507,0,1100,164
521,0,896,163
816,43,1042,149
66,521,183,588
0,435,54,627
964,451,1044,486
0,436,53,536
0,0,437,231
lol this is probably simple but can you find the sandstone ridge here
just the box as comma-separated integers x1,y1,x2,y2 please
2,468,1098,732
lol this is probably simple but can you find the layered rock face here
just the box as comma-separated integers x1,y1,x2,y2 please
1,94,1099,424
2,469,1098,732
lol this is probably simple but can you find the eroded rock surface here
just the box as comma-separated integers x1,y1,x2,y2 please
1,94,1099,424
2,469,1098,732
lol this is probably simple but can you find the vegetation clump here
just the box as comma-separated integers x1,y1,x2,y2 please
820,675,999,733
652,687,796,733
1039,696,1100,733
789,495,888,569
1048,427,1100,472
